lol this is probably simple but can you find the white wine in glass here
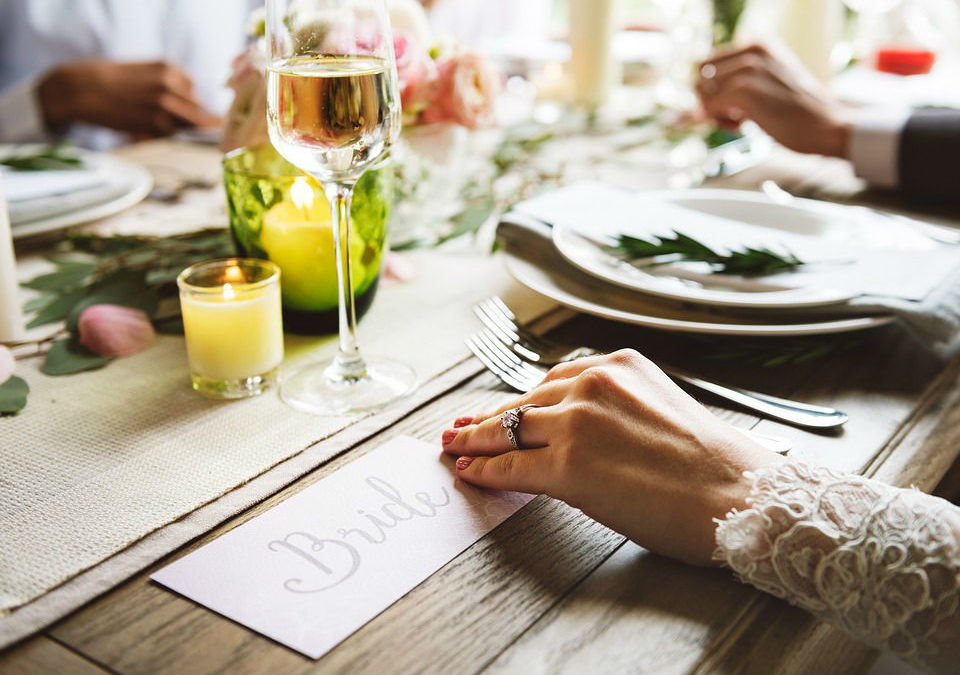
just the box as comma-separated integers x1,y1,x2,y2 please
266,0,415,415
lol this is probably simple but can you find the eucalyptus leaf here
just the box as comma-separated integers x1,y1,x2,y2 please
21,261,97,291
0,376,29,414
23,294,55,313
26,288,86,328
65,270,159,334
42,339,113,376
438,198,495,245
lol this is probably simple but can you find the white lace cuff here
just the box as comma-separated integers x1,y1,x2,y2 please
714,462,960,673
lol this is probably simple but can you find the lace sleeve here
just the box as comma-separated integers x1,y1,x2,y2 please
714,462,960,674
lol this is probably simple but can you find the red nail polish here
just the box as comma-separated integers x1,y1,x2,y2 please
442,429,458,445
456,456,474,471
454,416,473,428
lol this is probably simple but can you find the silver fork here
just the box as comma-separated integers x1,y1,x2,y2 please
471,297,848,431
465,328,792,454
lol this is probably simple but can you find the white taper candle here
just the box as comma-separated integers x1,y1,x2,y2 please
0,174,23,342
569,0,619,111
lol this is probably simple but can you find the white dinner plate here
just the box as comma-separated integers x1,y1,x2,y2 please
2,148,153,240
519,184,944,310
501,245,895,338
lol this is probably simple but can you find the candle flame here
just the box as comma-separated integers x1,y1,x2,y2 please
224,265,244,283
290,177,314,213
223,282,235,301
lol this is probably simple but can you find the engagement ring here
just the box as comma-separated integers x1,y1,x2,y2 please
501,404,538,451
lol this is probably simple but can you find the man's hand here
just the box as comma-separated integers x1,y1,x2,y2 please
37,60,221,137
696,44,853,158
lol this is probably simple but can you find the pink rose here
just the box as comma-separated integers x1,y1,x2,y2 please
420,52,502,129
395,33,438,115
382,251,420,284
77,305,156,357
0,345,14,385
220,46,270,153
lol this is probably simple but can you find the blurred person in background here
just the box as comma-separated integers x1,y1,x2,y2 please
696,43,960,203
0,0,259,149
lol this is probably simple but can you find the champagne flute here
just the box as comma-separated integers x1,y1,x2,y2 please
265,0,415,414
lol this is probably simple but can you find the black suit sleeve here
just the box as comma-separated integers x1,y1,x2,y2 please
898,108,960,203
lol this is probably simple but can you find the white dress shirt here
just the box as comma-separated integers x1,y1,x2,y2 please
847,107,912,189
0,0,257,148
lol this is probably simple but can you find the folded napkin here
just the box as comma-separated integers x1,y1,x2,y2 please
1,168,128,225
1,169,106,203
505,182,960,356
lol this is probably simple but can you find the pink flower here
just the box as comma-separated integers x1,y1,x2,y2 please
220,46,270,153
420,52,502,129
0,345,14,385
382,251,420,284
77,305,156,357
395,33,438,115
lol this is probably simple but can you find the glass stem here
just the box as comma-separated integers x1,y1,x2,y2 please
323,180,366,381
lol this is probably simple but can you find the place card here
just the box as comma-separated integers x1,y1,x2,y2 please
151,436,534,659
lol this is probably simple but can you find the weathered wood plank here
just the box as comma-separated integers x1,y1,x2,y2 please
0,636,108,675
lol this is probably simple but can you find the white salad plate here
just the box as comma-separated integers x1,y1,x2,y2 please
500,233,895,337
513,183,945,311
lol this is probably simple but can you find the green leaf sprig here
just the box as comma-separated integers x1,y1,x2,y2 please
0,143,84,171
15,229,234,380
612,231,804,277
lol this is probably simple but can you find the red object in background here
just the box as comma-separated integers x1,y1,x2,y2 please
876,47,937,76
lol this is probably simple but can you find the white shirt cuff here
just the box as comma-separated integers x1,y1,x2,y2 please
0,77,48,143
847,107,911,189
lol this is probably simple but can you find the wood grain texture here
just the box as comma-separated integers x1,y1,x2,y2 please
0,636,108,675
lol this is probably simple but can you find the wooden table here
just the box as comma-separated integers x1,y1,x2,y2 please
3,141,960,675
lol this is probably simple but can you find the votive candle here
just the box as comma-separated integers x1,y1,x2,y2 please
177,258,283,399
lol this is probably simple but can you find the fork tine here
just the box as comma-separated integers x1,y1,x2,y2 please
472,332,542,392
473,303,520,344
477,329,545,376
474,305,545,364
465,336,530,392
479,297,556,355
475,329,547,385
483,297,522,334
490,296,517,322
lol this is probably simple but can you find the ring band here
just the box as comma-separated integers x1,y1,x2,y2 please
501,404,538,451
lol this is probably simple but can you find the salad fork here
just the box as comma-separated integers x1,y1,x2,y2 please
465,329,793,454
470,297,848,430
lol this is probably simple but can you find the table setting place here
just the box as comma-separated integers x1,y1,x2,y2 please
2,1,960,673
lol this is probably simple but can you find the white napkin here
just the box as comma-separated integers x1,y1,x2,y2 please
1,169,106,202
0,167,127,225
514,181,958,303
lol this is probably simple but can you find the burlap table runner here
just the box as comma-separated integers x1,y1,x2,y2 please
0,242,553,647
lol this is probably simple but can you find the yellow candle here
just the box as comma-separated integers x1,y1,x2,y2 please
177,259,284,399
260,177,366,312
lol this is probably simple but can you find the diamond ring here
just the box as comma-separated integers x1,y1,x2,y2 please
500,404,538,451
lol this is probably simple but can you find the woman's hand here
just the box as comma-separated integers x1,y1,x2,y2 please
695,44,853,158
442,350,784,566
37,60,221,137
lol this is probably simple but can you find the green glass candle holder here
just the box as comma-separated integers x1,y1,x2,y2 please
223,143,393,335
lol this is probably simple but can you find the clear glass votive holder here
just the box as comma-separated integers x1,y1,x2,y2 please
177,258,284,399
